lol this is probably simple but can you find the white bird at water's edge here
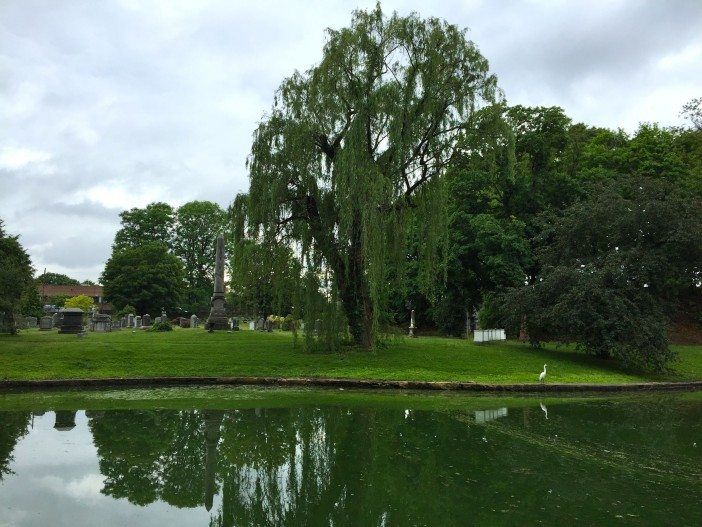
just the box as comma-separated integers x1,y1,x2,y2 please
539,364,547,383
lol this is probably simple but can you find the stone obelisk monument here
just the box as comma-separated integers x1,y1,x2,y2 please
206,235,229,330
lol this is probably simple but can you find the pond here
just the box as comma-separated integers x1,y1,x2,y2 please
0,387,700,526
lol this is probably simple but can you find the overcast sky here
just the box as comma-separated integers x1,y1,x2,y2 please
1,0,701,281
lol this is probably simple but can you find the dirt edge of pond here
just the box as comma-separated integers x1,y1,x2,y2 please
1,377,701,393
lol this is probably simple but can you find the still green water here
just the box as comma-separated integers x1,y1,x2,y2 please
0,387,700,526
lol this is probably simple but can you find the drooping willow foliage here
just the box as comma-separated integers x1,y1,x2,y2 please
242,6,499,349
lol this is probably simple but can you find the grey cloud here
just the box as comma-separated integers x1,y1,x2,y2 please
1,0,700,280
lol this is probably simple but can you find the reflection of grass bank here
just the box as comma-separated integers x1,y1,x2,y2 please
0,384,700,412
0,328,700,384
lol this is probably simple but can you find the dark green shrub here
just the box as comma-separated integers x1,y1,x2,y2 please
151,320,173,332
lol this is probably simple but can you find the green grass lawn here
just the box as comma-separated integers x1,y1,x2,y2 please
0,327,700,384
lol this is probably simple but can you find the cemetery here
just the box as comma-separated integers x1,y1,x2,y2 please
2,326,701,386
0,2,701,525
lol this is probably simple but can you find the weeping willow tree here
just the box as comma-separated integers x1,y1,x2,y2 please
245,6,498,348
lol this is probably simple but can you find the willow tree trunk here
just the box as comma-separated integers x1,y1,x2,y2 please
334,248,374,349
306,196,375,348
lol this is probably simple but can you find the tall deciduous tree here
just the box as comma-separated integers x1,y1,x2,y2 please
101,243,185,316
246,6,498,348
227,194,302,320
113,202,175,252
172,201,227,314
486,176,702,370
20,284,43,318
35,272,80,285
0,219,34,333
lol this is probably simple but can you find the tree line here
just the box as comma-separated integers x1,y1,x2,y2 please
232,6,701,368
2,6,700,371
101,201,227,317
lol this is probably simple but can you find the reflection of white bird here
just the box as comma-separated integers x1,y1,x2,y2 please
539,364,547,383
540,402,548,420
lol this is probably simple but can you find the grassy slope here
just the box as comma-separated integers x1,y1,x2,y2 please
0,327,700,384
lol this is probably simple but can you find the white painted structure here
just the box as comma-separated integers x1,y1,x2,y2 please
473,328,506,343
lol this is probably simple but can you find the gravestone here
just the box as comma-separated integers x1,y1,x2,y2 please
52,312,60,328
142,314,151,326
314,319,321,335
154,316,161,325
88,318,95,331
134,316,142,328
205,235,229,330
25,316,37,328
409,309,417,338
190,314,198,328
94,314,111,332
58,308,83,334
127,314,134,327
255,317,265,331
248,320,255,330
179,317,190,328
39,316,53,331
229,318,240,331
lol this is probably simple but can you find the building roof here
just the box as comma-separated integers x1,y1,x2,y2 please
37,284,103,298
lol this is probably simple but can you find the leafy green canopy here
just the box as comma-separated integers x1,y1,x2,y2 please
0,219,35,333
64,294,95,313
246,6,498,348
101,243,185,316
485,176,702,371
35,272,80,285
173,201,227,314
227,194,302,321
113,202,175,252
106,200,226,315
20,284,44,318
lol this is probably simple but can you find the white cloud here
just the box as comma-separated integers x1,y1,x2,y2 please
36,473,106,501
1,0,701,280
0,146,53,170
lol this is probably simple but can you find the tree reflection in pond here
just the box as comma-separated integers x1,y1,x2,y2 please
0,411,30,481
57,396,702,525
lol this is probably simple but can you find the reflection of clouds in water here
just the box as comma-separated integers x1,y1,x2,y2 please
233,417,332,524
35,473,105,501
0,508,30,526
13,412,97,469
0,412,215,527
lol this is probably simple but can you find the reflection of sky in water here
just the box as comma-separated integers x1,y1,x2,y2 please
0,395,699,526
1,412,214,527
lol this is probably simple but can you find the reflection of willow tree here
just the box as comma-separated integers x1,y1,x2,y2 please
88,410,206,507
83,401,701,525
0,412,31,480
209,407,448,526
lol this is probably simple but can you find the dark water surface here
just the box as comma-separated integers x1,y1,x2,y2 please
0,387,700,526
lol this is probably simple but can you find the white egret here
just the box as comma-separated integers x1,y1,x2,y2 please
539,364,547,383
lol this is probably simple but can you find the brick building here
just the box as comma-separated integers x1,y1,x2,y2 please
37,284,112,313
